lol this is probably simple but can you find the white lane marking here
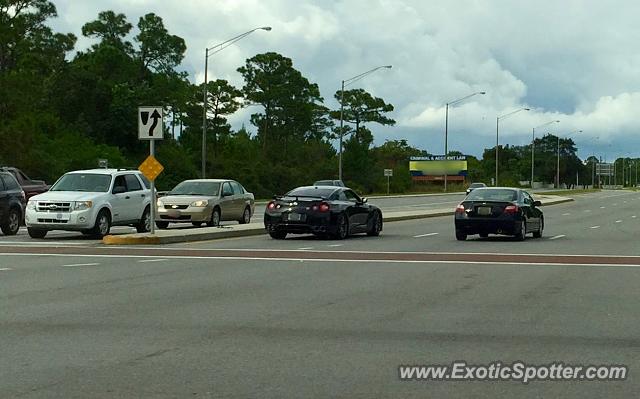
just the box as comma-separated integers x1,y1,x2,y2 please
615,220,622,223
413,233,440,238
584,210,592,213
624,201,627,203
633,216,637,219
562,213,571,216
600,206,606,209
3,253,640,268
549,235,566,240
298,247,313,250
328,244,343,247
0,268,13,271
137,259,168,263
613,203,618,206
62,263,100,267
0,242,89,246
590,226,601,229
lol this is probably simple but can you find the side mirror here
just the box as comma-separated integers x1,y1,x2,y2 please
533,200,542,207
112,186,126,194
362,197,368,203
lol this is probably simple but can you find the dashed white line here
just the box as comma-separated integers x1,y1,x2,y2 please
613,203,618,206
615,220,622,223
549,235,566,240
562,213,571,216
600,206,606,209
137,259,168,263
0,267,12,271
633,216,637,219
584,210,592,213
413,233,440,238
62,263,100,267
328,244,343,247
590,226,601,229
298,247,314,250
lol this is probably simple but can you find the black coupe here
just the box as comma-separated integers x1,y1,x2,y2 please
264,186,383,240
454,187,544,241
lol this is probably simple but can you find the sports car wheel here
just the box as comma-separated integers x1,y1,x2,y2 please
367,212,382,236
334,213,349,240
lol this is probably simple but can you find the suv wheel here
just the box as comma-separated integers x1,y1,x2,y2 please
27,228,47,239
1,208,21,236
92,210,111,238
136,206,151,233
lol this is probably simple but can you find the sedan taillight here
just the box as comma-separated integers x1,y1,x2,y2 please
455,204,466,214
267,201,276,210
504,205,519,214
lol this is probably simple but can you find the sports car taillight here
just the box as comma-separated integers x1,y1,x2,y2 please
319,202,330,212
504,205,519,214
455,204,466,214
267,201,276,210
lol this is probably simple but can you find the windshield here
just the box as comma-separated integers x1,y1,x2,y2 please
49,173,112,192
170,181,221,196
286,187,337,198
466,189,517,202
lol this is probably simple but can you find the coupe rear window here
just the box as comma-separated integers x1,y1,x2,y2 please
170,181,221,196
286,187,337,198
466,189,517,202
50,173,112,192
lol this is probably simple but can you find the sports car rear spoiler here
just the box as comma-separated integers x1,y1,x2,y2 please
273,195,327,201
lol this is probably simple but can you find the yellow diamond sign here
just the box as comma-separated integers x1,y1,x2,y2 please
138,155,164,181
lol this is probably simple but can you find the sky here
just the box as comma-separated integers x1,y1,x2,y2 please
47,0,640,161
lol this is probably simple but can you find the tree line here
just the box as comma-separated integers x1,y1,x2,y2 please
1,2,633,199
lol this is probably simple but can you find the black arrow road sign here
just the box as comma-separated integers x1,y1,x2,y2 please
149,110,161,136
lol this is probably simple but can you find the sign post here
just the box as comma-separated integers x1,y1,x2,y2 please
384,169,393,195
138,106,164,235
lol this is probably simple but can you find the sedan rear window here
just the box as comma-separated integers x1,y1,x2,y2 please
466,189,517,202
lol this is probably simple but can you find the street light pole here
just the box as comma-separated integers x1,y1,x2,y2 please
443,91,486,192
201,26,271,179
531,120,560,188
338,65,392,181
496,108,530,186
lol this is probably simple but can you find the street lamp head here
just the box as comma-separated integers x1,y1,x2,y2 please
524,108,531,111
260,26,272,31
479,91,486,95
383,65,392,69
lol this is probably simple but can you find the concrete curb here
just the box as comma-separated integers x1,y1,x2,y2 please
103,196,574,245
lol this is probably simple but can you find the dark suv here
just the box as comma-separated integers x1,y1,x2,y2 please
0,171,26,235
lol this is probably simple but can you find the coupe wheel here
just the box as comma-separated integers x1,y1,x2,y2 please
366,212,382,236
1,208,21,235
334,213,349,240
269,231,287,240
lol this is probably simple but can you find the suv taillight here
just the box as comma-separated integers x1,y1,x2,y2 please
504,205,519,214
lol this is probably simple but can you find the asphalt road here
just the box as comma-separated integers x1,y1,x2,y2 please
1,190,639,398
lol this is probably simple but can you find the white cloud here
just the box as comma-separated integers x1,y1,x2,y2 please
47,0,640,159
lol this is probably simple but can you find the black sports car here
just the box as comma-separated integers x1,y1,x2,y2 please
454,187,543,241
264,186,383,240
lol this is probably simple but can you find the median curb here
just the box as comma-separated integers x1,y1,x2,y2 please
103,195,573,245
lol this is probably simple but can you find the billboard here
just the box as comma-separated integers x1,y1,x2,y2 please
410,156,468,177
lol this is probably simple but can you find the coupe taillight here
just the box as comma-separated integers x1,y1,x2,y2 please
504,205,519,214
319,202,330,212
267,201,276,210
455,204,466,214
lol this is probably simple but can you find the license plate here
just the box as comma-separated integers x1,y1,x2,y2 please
477,206,492,216
286,213,305,222
56,213,63,220
167,210,181,218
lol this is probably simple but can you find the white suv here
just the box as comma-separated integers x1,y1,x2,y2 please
25,169,152,238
